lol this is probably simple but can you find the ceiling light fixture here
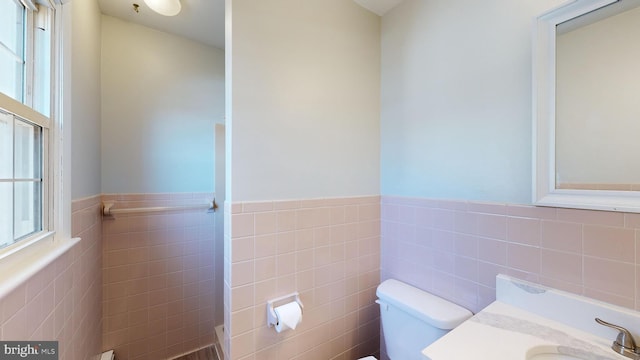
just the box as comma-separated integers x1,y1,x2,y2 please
144,0,181,16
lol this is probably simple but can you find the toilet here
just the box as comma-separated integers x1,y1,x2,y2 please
359,279,473,360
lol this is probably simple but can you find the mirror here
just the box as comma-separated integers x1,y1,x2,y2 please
533,0,640,212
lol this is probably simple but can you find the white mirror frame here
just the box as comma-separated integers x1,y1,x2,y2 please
532,0,640,213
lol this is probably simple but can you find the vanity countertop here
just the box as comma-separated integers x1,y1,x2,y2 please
422,275,640,360
422,300,621,360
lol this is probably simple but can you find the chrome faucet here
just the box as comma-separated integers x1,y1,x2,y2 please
596,318,640,359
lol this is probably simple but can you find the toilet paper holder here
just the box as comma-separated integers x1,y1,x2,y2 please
267,292,304,328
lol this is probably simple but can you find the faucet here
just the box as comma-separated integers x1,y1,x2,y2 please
596,318,640,359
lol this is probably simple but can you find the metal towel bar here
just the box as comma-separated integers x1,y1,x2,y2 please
102,199,216,217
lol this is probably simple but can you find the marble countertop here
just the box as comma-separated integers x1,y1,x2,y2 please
422,301,622,360
421,275,640,360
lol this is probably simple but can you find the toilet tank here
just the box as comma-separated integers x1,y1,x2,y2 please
376,279,473,360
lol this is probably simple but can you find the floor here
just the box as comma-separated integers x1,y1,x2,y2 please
172,344,221,360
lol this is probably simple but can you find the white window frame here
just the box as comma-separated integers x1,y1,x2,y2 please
0,95,52,256
0,0,75,297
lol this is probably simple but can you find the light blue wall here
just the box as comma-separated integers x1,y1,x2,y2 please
228,0,380,202
380,0,565,204
101,16,225,194
70,0,102,199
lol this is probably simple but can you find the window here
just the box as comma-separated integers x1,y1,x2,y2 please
0,111,44,247
0,0,25,103
0,0,55,251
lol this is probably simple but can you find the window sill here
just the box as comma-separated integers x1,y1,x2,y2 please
0,232,80,299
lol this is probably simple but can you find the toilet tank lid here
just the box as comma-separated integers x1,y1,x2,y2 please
376,279,473,330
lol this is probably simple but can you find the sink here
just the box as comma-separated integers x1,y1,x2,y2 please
528,354,584,360
421,275,640,360
526,345,594,360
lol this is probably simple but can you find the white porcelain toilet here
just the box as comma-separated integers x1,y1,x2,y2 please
358,279,473,360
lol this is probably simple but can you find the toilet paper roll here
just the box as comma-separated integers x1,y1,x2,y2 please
274,301,302,333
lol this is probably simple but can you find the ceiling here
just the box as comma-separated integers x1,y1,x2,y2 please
96,0,405,51
353,0,405,16
97,0,225,49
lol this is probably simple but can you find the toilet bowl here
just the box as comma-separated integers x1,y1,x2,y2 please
358,279,473,360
